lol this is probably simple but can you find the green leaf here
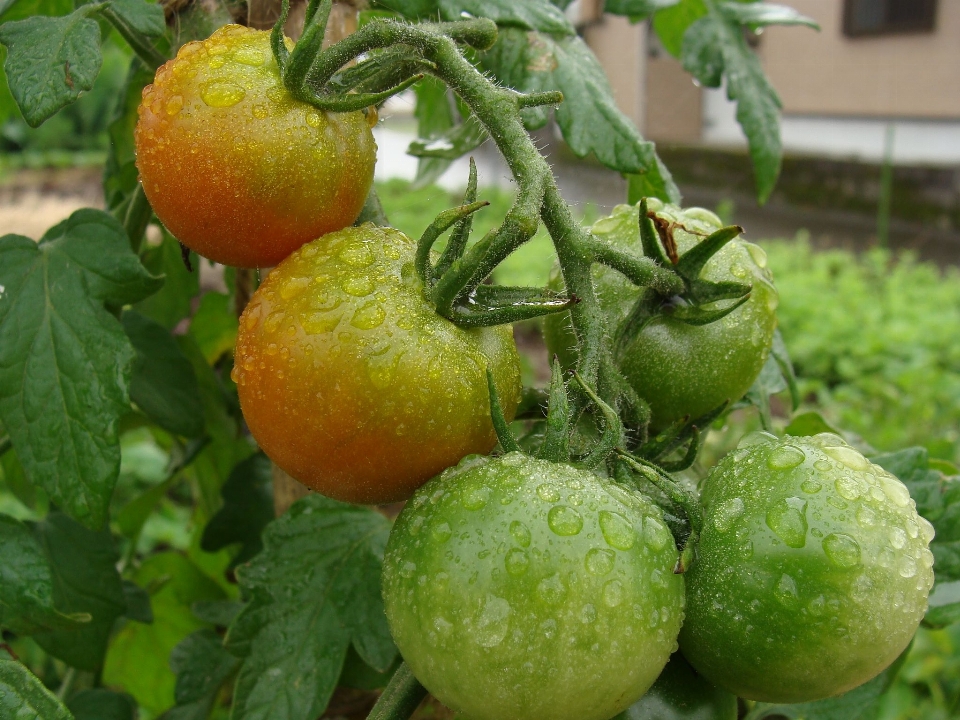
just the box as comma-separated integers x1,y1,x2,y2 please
122,579,154,624
412,76,456,188
652,0,707,57
0,7,102,127
680,9,782,203
739,349,788,431
407,115,487,160
164,628,240,720
615,652,736,719
784,411,843,438
105,0,165,37
924,580,960,628
67,689,136,720
0,657,73,720
604,0,680,21
124,311,205,438
103,552,227,714
226,495,397,720
872,447,960,584
135,230,201,330
0,513,88,635
32,512,128,671
0,210,162,529
201,453,273,567
439,0,574,35
626,156,681,206
718,1,819,29
105,60,154,211
189,292,239,365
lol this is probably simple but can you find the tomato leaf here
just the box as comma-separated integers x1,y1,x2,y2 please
784,411,843,438
438,0,574,35
105,0,165,37
0,7,102,127
680,8,782,203
201,453,274,567
135,230,201,330
124,310,204,438
189,292,239,365
0,210,162,529
924,580,960,628
717,2,819,30
605,0,680,22
412,76,456,188
614,652,737,720
67,689,137,720
164,629,241,720
31,512,128,671
121,579,154,624
652,0,707,57
0,657,73,720
407,115,487,160
226,495,396,720
0,514,90,635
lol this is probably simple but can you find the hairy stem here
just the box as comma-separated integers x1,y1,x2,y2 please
366,663,427,720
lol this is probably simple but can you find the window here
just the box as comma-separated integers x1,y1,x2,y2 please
843,0,937,37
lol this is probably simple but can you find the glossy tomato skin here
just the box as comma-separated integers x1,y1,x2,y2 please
135,25,376,268
233,224,521,505
543,201,778,430
382,453,685,720
681,432,935,703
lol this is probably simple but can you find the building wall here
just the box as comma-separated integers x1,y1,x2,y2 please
760,0,960,119
582,14,646,132
644,52,702,144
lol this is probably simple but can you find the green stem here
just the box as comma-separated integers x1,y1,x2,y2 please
56,667,77,701
367,663,428,720
617,452,702,535
125,184,153,253
100,7,166,71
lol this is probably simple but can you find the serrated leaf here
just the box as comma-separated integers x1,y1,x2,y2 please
67,688,137,720
0,514,88,635
0,658,73,720
681,10,782,203
122,579,153,624
226,495,396,720
626,156,682,206
0,7,102,127
168,628,239,718
614,652,736,720
0,210,162,529
784,411,842,438
189,291,239,365
412,76,456,188
135,230,201,330
191,599,243,627
32,512,128,671
105,60,154,211
652,0,707,57
439,0,574,35
770,328,799,411
201,453,273,567
106,0,165,37
740,349,787,431
103,552,226,713
718,1,819,29
873,447,960,584
124,310,204,438
604,0,680,21
407,115,487,159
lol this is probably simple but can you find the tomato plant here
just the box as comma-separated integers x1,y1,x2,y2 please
233,224,521,504
383,453,684,720
136,24,377,268
681,432,935,703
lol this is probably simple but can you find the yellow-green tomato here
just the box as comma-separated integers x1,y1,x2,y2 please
544,201,778,430
382,453,686,720
232,225,521,504
681,432,935,703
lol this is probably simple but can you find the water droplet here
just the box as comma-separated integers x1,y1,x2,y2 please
431,522,452,543
919,516,936,543
827,495,848,510
738,431,777,448
801,478,822,494
341,275,374,297
166,95,183,115
713,497,745,533
889,527,907,550
813,432,847,447
201,81,245,107
774,574,798,606
280,276,310,300
300,310,341,334
252,103,268,119
814,459,832,472
644,517,670,551
580,603,597,624
602,579,624,607
505,548,529,576
739,540,754,559
768,445,806,470
823,533,861,568
878,474,911,507
919,547,935,568
746,242,768,268
904,517,919,539
540,618,557,639
851,574,873,603
475,595,511,647
339,242,376,267
408,515,425,536
585,547,615,576
808,594,825,616
548,505,583,536
898,556,918,579
510,520,531,547
351,301,386,329
400,561,416,578
599,511,636,550
305,111,323,128
537,483,560,502
856,505,877,527
537,574,567,605
824,445,871,471
835,475,862,501
765,497,808,548
729,263,748,279
232,44,264,65
461,483,490,511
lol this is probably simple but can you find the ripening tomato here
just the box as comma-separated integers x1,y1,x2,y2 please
232,224,522,504
680,432,935,703
382,453,685,720
135,25,376,268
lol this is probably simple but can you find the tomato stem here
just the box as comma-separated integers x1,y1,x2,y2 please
366,662,427,720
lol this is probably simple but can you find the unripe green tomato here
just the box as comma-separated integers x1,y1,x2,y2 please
543,200,778,430
382,453,685,720
680,432,935,703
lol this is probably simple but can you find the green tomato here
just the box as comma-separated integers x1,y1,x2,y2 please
543,200,778,430
382,453,685,720
680,432,935,703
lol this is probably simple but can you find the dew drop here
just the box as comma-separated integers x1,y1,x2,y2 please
461,483,490,511
166,95,184,115
801,478,823,494
280,275,310,300
400,561,416,578
201,81,245,107
599,511,636,550
768,445,806,470
431,522,452,543
765,497,808,548
509,520,531,548
537,574,567,605
339,242,376,267
918,516,936,543
713,497,745,533
774,574,798,607
822,533,861,568
505,548,529,576
889,527,908,550
305,111,323,128
475,595,511,647
878,474,911,507
851,573,873,603
350,301,386,330
537,483,560,502
856,505,878,527
737,431,777,448
835,475,862,501
814,459,832,472
580,603,597,624
548,505,583,536
746,243,768,268
585,547,616,576
823,445,871,471
898,556,918,579
300,310,341,334
603,579,624,607
643,517,670,551
341,275,374,297
808,594,825,616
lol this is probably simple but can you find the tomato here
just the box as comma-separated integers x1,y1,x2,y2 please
135,25,376,268
382,452,685,720
680,432,935,703
232,224,521,504
543,200,778,430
